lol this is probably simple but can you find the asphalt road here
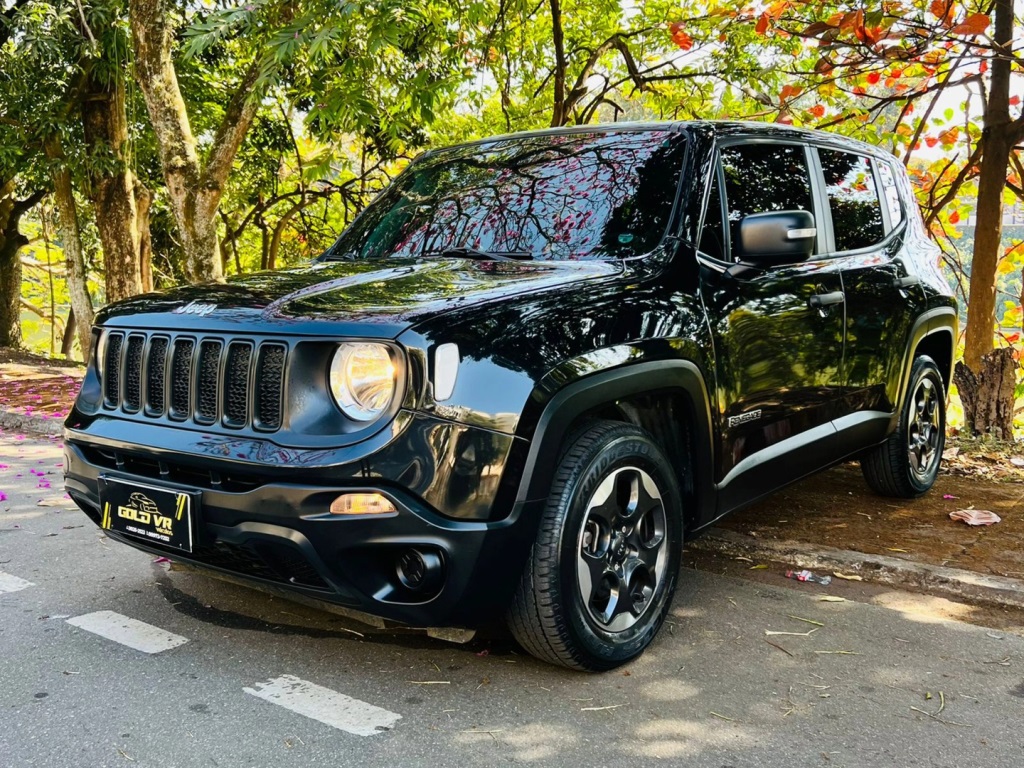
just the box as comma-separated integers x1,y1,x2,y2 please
2,431,1024,767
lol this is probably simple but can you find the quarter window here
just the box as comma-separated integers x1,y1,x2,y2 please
877,160,904,227
819,149,885,252
719,144,814,260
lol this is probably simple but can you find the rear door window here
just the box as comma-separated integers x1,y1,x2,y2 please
719,144,814,260
819,149,885,252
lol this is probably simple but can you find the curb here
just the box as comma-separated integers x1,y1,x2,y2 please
690,528,1024,611
0,407,63,437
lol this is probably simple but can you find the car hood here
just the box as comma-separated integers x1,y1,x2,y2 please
96,257,622,338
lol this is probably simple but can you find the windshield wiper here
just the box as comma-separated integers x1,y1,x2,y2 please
427,246,533,262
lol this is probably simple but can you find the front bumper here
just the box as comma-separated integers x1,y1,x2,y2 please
63,415,540,627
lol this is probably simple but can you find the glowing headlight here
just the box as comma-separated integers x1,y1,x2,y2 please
329,343,397,422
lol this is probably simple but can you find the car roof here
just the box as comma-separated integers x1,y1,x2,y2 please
430,120,894,162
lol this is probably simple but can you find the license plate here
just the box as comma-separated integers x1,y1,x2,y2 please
98,477,197,553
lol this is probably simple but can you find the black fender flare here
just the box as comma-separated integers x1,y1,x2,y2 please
513,360,716,523
892,306,957,427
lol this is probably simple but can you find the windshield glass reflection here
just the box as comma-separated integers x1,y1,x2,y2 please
326,131,687,262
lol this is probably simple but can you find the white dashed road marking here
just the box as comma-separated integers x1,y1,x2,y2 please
0,571,34,594
244,674,402,736
66,611,189,654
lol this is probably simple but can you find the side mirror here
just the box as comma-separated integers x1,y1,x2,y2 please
737,210,816,266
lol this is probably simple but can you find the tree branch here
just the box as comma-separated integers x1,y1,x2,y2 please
202,55,266,194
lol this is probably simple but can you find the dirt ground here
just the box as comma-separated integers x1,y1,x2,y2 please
0,346,84,420
719,458,1024,579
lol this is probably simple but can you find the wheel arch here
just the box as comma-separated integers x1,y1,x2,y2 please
897,307,957,407
514,360,716,531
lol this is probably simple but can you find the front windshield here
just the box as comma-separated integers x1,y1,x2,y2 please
326,130,687,262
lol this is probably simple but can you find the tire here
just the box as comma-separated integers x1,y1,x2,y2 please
861,355,946,498
506,420,683,671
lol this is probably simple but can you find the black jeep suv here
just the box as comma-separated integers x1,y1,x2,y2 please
64,122,956,670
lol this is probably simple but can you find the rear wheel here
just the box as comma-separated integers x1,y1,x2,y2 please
861,356,945,498
506,421,683,670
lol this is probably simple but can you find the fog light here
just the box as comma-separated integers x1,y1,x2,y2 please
396,547,443,592
329,493,397,516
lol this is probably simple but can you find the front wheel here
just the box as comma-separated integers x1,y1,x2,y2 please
506,421,683,671
861,355,946,498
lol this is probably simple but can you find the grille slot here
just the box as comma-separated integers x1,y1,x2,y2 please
146,337,169,414
223,342,252,427
123,335,145,412
195,340,222,423
101,332,285,432
254,344,286,430
169,338,195,419
103,332,124,406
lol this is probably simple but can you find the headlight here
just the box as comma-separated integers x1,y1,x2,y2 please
329,343,397,422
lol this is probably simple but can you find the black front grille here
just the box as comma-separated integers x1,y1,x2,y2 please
170,338,195,419
255,344,286,430
103,333,123,406
123,335,145,412
146,336,168,414
224,343,252,426
196,340,222,423
101,331,286,432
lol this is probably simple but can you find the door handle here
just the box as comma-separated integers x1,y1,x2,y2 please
894,274,921,288
808,291,845,309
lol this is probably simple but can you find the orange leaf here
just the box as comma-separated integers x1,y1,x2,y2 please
867,71,881,84
925,136,938,147
809,104,825,118
948,210,960,224
756,13,770,36
929,0,956,27
1010,96,1021,106
779,84,803,102
672,31,694,50
979,60,988,73
951,12,990,35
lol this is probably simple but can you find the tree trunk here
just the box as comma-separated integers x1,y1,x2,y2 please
954,348,1018,438
44,136,94,358
135,179,154,291
0,183,46,348
81,70,143,302
267,198,312,270
548,0,568,127
61,306,76,358
129,0,267,284
963,0,1015,372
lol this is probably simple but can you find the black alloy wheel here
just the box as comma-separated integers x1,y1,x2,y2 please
862,355,946,498
507,421,683,670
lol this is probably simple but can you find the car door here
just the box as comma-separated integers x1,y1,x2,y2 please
812,147,919,442
698,140,847,511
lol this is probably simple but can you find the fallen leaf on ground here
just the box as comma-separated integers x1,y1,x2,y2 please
37,497,74,507
832,572,863,581
949,509,1001,526
819,596,847,602
765,628,819,637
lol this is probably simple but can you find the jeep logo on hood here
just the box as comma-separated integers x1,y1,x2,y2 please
172,300,218,317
